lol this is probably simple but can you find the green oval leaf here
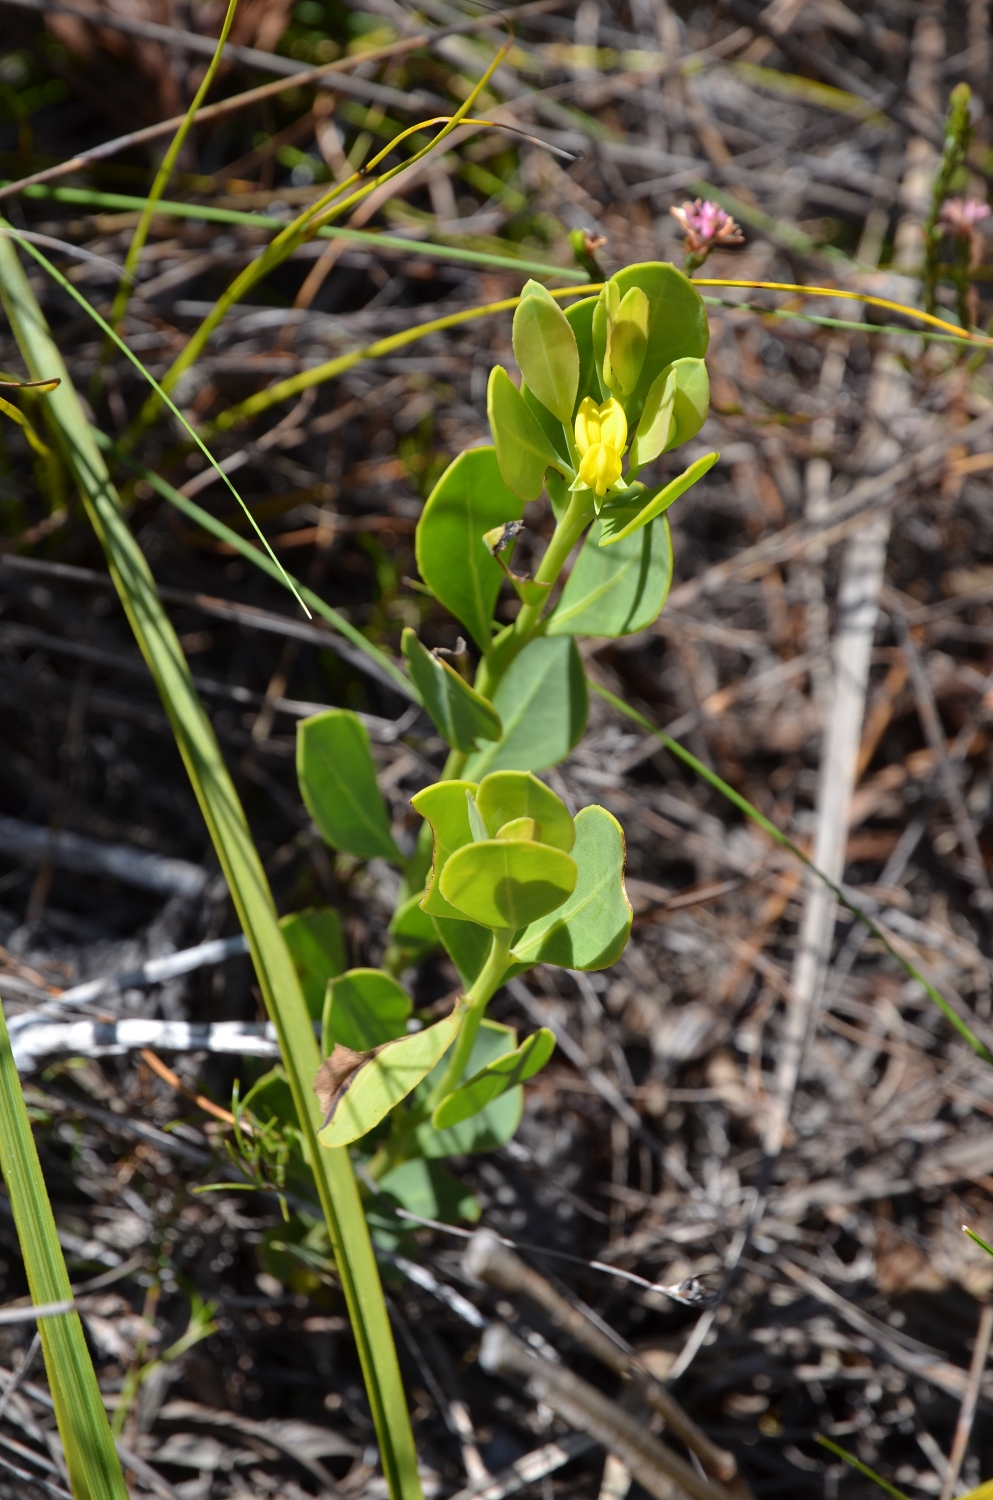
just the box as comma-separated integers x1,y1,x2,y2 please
511,805,632,970
388,890,439,960
279,907,347,1020
439,839,577,929
415,446,522,650
592,263,709,429
512,281,580,425
414,1018,523,1156
599,452,719,546
401,628,502,752
377,1158,480,1224
410,779,478,921
297,709,401,862
463,636,588,778
317,1007,464,1148
324,967,412,1054
487,365,564,503
630,356,710,472
547,516,672,637
475,770,575,852
431,1027,556,1130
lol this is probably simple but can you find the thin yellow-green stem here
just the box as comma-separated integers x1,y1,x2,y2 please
130,48,513,435
694,278,993,345
107,0,240,336
214,285,601,427
0,1000,129,1500
0,231,424,1500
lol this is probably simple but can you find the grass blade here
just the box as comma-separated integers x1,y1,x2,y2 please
815,1436,911,1500
0,232,424,1500
0,999,129,1500
591,681,993,1067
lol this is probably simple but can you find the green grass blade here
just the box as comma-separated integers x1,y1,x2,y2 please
815,1436,911,1500
591,681,993,1067
15,183,585,282
0,220,309,617
0,1000,129,1500
93,431,419,701
0,232,424,1500
107,0,240,333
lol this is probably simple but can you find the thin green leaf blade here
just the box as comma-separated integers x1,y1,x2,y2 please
599,452,719,546
511,806,632,971
298,709,402,862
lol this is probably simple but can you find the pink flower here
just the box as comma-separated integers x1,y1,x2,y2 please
670,199,745,254
939,198,990,238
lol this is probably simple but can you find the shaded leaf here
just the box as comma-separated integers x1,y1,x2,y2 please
487,365,564,503
463,636,588,778
323,968,411,1054
431,913,494,988
401,629,501,752
432,1027,556,1129
410,779,478,921
378,1158,480,1225
297,709,401,862
439,838,577,929
548,517,672,637
415,446,522,650
511,805,632,970
280,907,347,1020
388,890,439,960
317,1008,464,1148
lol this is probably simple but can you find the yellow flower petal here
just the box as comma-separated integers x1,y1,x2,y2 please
574,396,600,455
598,397,627,452
579,442,622,496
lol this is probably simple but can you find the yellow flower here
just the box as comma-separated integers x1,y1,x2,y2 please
574,396,627,496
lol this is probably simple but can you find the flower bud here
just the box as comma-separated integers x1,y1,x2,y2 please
603,286,649,395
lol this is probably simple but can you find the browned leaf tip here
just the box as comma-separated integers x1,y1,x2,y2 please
314,1044,372,1127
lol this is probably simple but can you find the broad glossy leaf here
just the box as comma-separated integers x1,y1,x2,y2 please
401,628,502,752
279,907,347,1020
439,838,577,929
317,1007,463,1148
297,709,401,862
511,805,632,970
512,280,579,424
432,1027,555,1129
547,517,672,637
324,967,411,1054
463,636,588,778
432,913,494,988
487,365,563,503
599,452,719,546
415,447,522,650
414,1019,523,1156
378,1158,480,1224
410,780,478,921
475,770,575,853
592,263,709,429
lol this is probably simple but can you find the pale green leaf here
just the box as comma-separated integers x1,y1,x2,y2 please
475,770,575,853
548,517,672,636
410,780,478,921
318,1008,464,1148
511,805,632,970
297,709,402,862
439,839,577,929
464,636,588,778
415,446,522,650
432,1027,555,1129
599,452,719,546
414,1019,523,1156
512,280,580,425
487,365,564,503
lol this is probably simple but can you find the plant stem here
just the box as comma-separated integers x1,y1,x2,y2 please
426,928,513,1110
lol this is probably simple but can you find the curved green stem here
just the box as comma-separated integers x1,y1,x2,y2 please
427,927,512,1108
